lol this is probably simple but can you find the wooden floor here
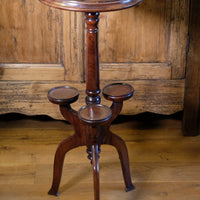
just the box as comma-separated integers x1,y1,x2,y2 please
0,114,200,200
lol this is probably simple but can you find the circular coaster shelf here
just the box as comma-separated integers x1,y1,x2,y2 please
78,104,112,125
48,86,79,105
102,83,134,102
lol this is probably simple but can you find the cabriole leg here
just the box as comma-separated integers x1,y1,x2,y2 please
48,134,83,196
106,131,134,192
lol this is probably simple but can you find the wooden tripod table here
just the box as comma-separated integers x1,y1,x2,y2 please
40,0,143,200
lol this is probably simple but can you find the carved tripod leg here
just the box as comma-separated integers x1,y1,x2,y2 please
48,134,82,196
92,144,100,200
107,131,135,192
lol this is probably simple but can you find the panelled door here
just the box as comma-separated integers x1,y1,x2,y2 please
0,0,189,119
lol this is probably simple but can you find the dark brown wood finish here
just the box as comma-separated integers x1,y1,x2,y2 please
40,0,143,12
78,104,112,124
103,83,134,102
92,144,100,200
183,0,200,136
41,0,144,200
85,12,101,104
104,130,135,192
48,86,79,105
47,87,135,198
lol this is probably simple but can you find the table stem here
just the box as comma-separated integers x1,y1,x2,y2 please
85,12,101,104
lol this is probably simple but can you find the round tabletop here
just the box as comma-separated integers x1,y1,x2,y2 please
40,0,143,12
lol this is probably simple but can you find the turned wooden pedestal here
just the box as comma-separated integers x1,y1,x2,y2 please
40,0,143,200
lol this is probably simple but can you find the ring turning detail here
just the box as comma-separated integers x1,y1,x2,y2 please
40,0,143,200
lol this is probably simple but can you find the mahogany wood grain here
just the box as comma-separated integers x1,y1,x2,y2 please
39,1,143,200
48,86,79,105
92,144,100,200
40,0,143,12
78,104,112,125
103,83,134,102
85,12,101,104
103,130,135,192
48,104,85,195
48,133,84,196
47,82,135,198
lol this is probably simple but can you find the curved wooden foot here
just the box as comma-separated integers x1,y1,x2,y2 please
48,134,83,196
106,131,135,192
92,144,100,200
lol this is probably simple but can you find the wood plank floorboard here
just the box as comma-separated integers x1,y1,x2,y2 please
0,117,200,200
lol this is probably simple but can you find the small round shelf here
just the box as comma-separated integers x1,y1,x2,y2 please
48,86,79,105
78,104,112,125
102,83,134,102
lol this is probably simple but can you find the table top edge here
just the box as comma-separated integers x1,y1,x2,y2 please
39,0,143,12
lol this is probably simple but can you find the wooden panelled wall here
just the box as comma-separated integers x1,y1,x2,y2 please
0,0,189,120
